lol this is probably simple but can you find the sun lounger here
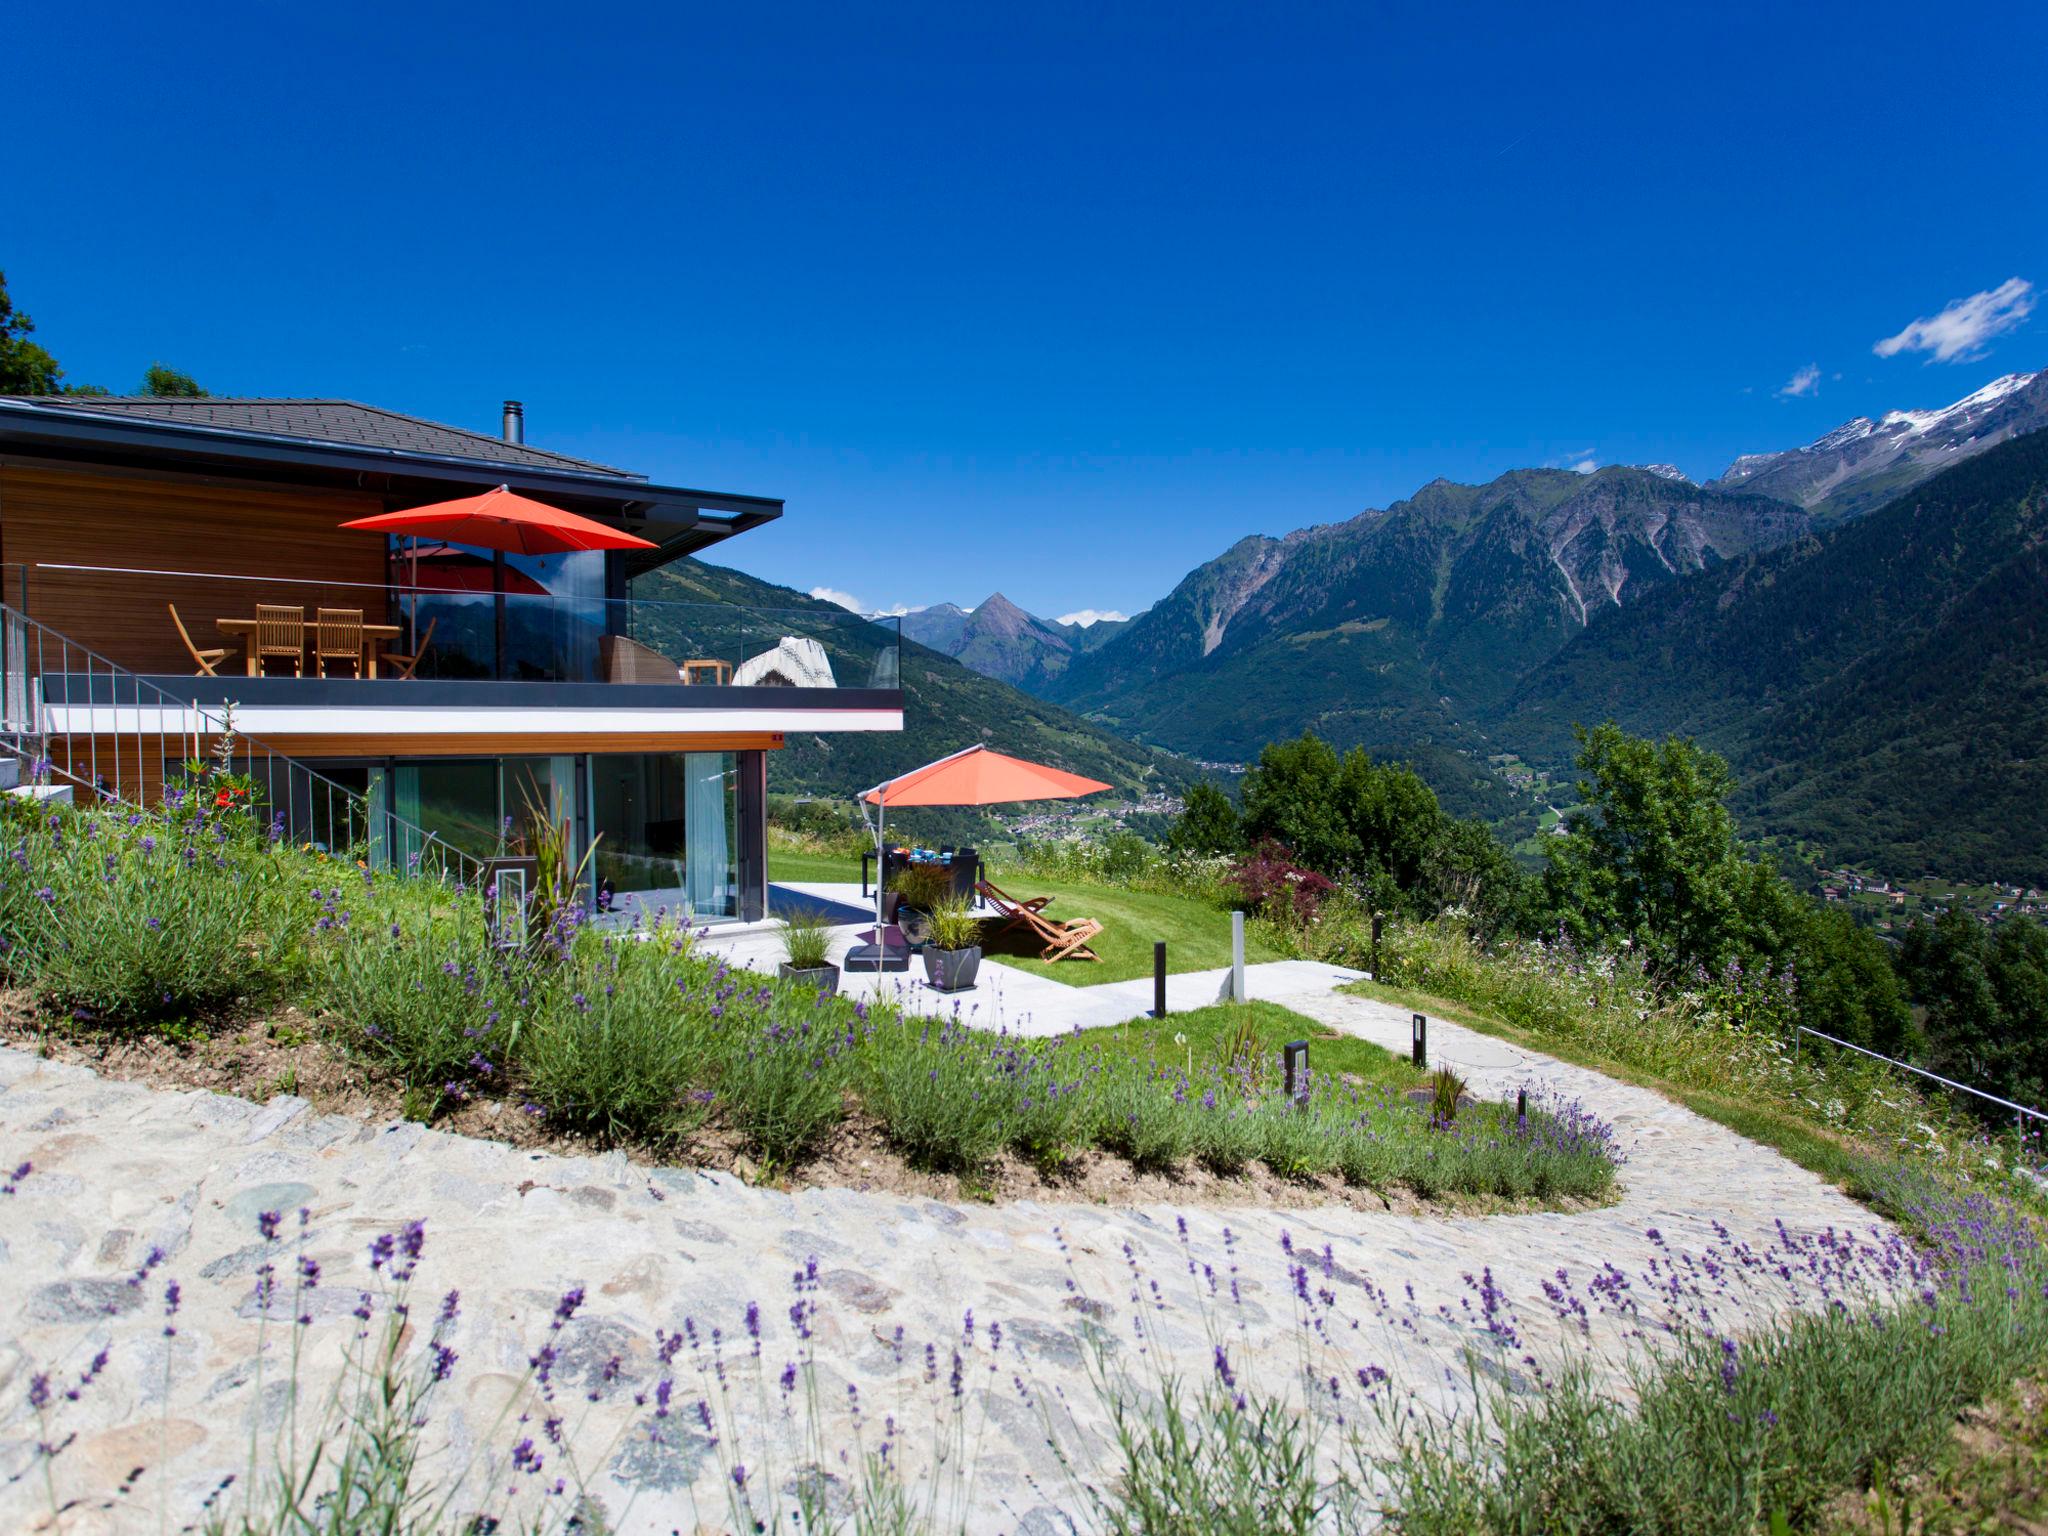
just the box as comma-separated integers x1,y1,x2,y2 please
975,879,1103,963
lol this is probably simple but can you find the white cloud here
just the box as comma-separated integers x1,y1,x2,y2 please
1874,277,2035,363
1057,608,1129,628
1777,363,1821,399
809,587,919,617
1570,456,1598,475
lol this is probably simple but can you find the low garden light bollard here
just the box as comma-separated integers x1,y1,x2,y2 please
1231,910,1246,1001
1411,1012,1427,1069
1284,1039,1309,1110
1153,940,1167,1018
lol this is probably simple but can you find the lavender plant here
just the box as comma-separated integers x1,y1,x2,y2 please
0,800,297,1024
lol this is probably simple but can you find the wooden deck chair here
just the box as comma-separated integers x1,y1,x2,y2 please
314,607,365,677
382,617,437,680
253,604,305,676
976,879,1104,962
975,877,1054,917
168,604,227,676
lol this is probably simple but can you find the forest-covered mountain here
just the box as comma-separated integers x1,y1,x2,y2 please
1501,427,2048,884
1030,465,1809,829
633,561,1199,808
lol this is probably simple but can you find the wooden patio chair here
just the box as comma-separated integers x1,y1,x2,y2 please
167,603,227,676
975,876,1054,917
381,617,437,680
253,604,306,676
314,607,365,677
975,879,1104,962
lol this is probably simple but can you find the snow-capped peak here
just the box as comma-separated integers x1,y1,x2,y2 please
1641,464,1692,483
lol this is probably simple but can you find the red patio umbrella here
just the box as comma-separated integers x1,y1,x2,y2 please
342,486,655,666
852,747,1113,966
339,484,657,554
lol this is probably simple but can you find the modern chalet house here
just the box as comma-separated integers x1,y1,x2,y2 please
0,395,902,921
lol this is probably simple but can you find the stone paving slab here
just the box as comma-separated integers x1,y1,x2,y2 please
0,979,1892,1533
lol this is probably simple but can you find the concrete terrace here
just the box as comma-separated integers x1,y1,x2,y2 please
691,879,1354,1035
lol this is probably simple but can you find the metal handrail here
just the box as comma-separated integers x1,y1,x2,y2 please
24,562,905,628
1794,1024,2048,1132
1,597,485,889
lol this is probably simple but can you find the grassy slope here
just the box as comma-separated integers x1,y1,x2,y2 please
768,846,1283,986
1343,975,1885,1194
1081,998,1422,1089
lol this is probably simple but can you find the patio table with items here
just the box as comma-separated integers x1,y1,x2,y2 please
861,845,982,906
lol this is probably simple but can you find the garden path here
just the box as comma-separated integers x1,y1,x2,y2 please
0,980,1887,1534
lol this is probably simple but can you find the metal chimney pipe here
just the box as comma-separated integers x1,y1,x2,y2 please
502,400,524,444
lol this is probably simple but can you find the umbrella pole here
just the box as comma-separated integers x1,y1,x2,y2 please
874,784,886,960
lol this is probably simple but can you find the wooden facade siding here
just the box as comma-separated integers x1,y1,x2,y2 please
0,462,390,676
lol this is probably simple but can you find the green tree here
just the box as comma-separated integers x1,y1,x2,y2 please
1900,912,2048,1111
1239,734,1358,876
1165,781,1242,856
1334,747,1444,893
1791,904,1914,1054
1423,815,1529,937
140,362,207,397
0,270,65,394
1541,722,1802,975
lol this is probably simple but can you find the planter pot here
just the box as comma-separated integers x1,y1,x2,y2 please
778,962,840,996
923,944,981,993
897,905,933,948
880,891,904,923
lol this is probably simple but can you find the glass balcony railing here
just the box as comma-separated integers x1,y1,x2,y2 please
5,563,902,693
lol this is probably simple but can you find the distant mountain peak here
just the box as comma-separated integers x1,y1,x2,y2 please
1710,367,2046,520
1642,463,1692,483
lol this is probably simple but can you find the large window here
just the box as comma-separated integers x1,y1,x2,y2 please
589,752,739,920
390,542,605,681
387,758,572,867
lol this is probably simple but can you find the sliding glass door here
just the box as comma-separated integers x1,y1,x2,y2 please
588,752,739,920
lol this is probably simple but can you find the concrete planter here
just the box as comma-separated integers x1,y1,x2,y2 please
777,962,841,996
922,944,981,993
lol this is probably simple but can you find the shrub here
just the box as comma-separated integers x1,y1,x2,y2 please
999,1041,1094,1172
1251,1101,1338,1180
1090,1064,1200,1171
1190,1095,1263,1175
1226,839,1334,925
708,982,858,1167
860,1018,1011,1172
518,926,717,1145
1,802,296,1024
318,892,521,1100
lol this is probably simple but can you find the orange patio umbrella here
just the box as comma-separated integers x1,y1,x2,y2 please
856,747,1112,953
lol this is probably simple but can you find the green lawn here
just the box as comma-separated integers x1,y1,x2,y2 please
768,845,1282,987
1074,999,1422,1089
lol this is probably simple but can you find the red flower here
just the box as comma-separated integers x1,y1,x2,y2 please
215,789,234,808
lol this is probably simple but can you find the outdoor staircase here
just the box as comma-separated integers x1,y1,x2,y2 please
0,598,475,881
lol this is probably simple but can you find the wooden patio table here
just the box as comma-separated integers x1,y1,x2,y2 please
217,618,404,677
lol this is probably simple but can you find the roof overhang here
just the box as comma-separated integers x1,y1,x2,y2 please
0,398,781,559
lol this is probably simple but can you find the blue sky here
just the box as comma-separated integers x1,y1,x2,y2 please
10,2,2045,622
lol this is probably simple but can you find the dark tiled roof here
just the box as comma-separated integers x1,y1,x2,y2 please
0,396,638,479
